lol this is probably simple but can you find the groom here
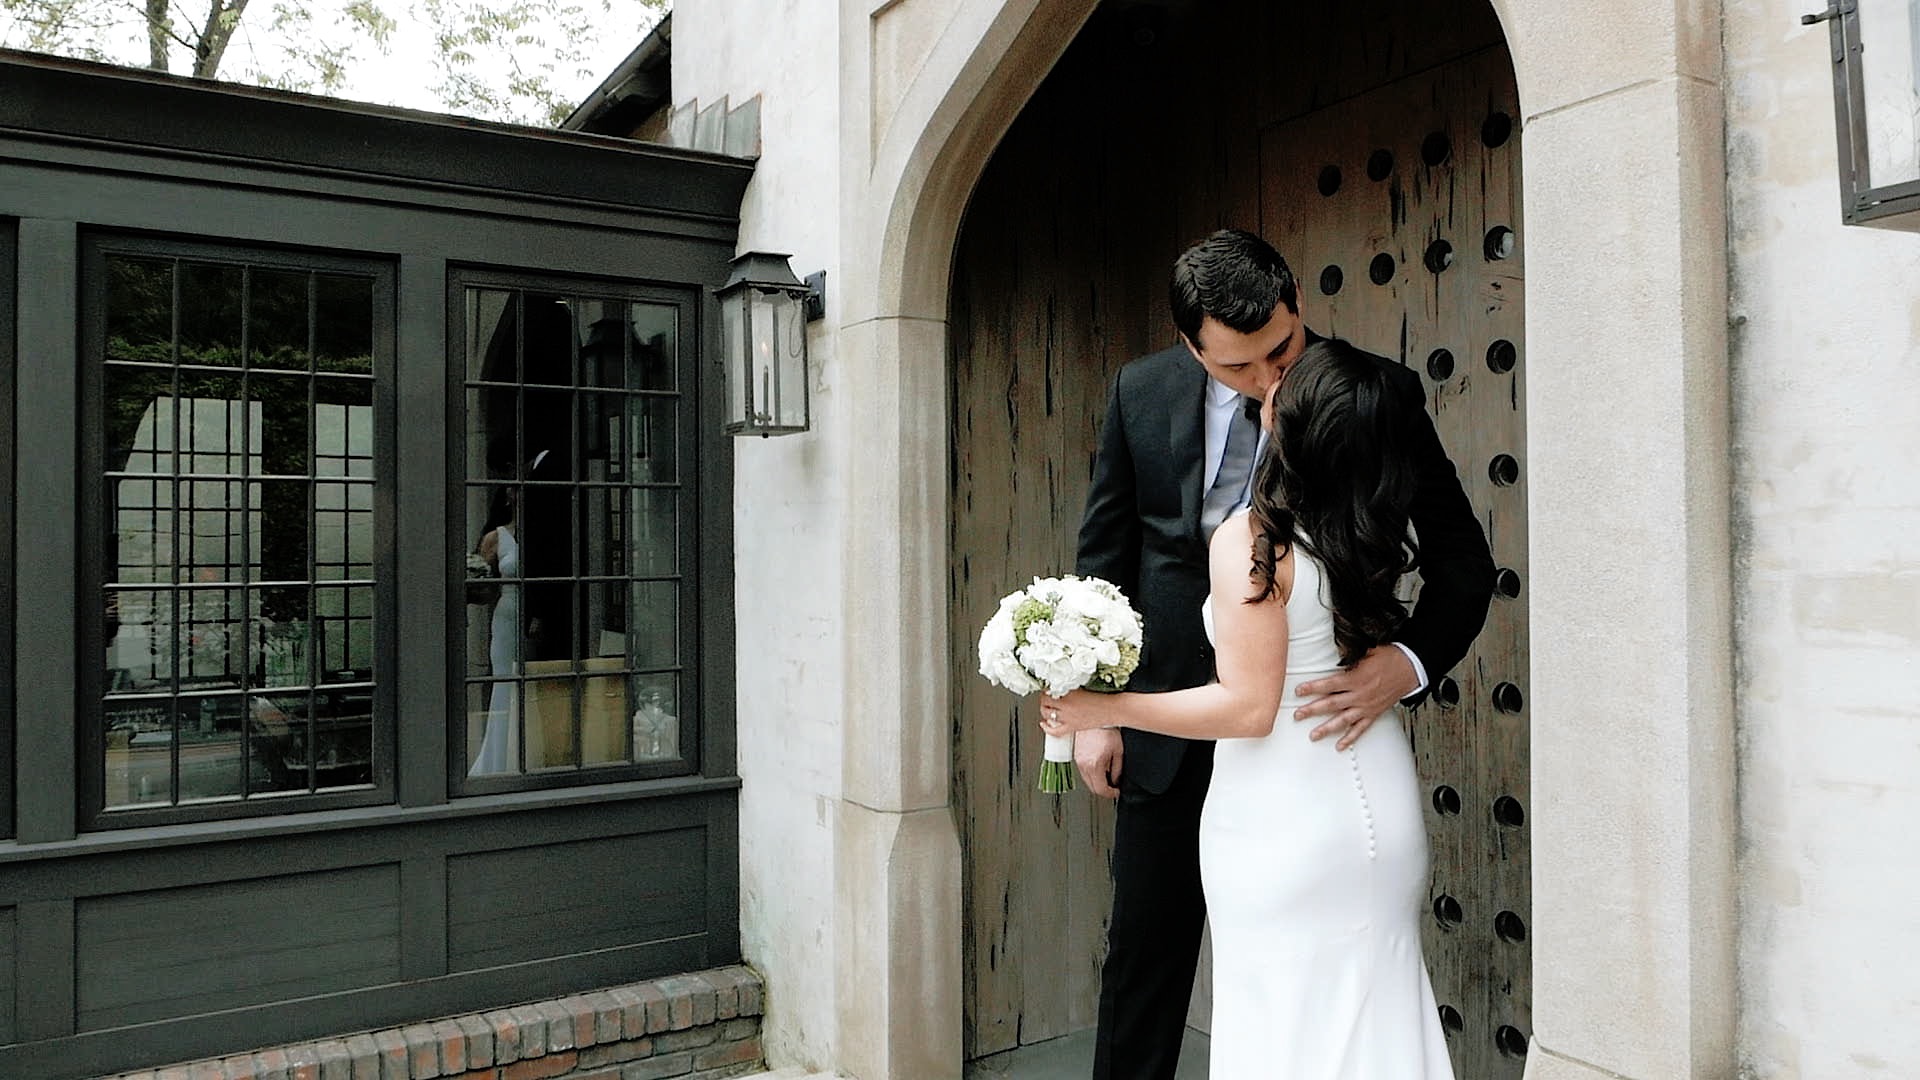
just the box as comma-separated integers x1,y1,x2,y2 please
1072,229,1493,1078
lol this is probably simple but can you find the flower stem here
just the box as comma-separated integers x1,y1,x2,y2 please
1038,759,1077,795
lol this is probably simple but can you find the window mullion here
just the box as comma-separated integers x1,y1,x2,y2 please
238,264,253,801
305,270,319,795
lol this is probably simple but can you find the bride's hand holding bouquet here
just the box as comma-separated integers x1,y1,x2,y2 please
1037,687,1114,736
976,575,1143,793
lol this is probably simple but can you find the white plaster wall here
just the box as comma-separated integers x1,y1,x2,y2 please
1724,13,1920,1079
672,2,846,1070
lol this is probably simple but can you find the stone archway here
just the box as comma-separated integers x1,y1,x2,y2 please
833,0,1736,1076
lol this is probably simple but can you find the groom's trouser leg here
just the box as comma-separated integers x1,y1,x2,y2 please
1091,742,1212,1080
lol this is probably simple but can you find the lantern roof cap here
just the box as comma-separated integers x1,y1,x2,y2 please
721,251,805,293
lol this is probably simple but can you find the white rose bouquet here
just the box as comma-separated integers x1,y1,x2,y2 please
977,575,1143,793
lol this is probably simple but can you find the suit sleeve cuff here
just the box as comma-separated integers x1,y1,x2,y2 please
1390,641,1429,697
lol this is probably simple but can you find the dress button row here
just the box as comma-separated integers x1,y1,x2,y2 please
1347,749,1378,861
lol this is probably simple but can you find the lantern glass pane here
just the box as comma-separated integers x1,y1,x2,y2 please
750,289,780,429
774,292,807,430
1861,0,1920,189
576,298,627,390
722,288,748,429
627,302,677,392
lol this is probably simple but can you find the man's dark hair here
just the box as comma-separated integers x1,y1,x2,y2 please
1168,228,1298,346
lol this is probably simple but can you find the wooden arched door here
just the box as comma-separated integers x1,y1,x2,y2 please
948,7,1528,1077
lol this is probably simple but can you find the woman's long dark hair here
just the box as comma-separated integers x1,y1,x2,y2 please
1246,340,1421,665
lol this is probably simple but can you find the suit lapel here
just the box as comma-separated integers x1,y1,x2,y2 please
1168,357,1208,542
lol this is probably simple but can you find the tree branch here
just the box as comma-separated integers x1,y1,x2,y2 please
191,0,247,77
121,0,200,53
145,0,168,68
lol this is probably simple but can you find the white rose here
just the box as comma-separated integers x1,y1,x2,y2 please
1027,622,1099,695
989,652,1041,695
1066,578,1141,644
1019,619,1067,664
978,612,1017,671
1016,628,1081,696
978,604,1043,694
1053,582,1102,619
1058,607,1122,667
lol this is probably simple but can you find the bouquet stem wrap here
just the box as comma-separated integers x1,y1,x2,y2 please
1039,734,1076,794
976,575,1142,796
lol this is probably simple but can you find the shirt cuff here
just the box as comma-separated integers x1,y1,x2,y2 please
1390,641,1429,697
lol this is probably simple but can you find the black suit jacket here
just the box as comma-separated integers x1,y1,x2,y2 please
1075,333,1494,794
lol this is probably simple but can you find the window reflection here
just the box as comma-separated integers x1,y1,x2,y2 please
99,252,379,810
462,287,684,779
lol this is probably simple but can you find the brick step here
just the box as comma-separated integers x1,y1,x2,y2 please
98,966,766,1080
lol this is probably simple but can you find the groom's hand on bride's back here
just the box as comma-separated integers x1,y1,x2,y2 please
1293,646,1421,751
1074,727,1124,799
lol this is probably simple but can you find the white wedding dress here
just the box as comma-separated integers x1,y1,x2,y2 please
1199,536,1454,1079
469,526,521,777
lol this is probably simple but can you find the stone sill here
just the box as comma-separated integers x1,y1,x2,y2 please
97,965,765,1080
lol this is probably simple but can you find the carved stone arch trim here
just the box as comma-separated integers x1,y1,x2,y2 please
865,0,1100,322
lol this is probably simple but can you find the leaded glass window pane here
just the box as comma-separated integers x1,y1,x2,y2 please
99,251,382,812
459,285,690,783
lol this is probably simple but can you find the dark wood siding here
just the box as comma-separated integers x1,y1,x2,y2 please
0,907,15,1044
447,829,707,971
0,219,12,844
76,866,403,1030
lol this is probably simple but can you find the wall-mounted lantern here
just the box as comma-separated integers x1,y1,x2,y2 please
1806,0,1920,227
718,251,823,436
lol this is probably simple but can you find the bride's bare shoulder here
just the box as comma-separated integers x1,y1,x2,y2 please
1208,512,1294,604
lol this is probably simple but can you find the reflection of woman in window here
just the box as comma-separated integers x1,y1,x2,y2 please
468,484,522,776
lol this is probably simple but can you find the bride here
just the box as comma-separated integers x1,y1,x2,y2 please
1041,339,1455,1079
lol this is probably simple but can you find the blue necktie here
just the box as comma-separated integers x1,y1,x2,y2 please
1201,398,1258,538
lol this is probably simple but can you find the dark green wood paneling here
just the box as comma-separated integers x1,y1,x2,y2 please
4,935,706,1080
446,828,706,971
74,865,402,1029
14,900,75,1041
700,790,741,966
399,856,451,982
13,219,79,846
0,787,734,1075
0,906,15,1043
694,289,737,784
397,255,452,810
0,55,752,224
0,219,13,842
